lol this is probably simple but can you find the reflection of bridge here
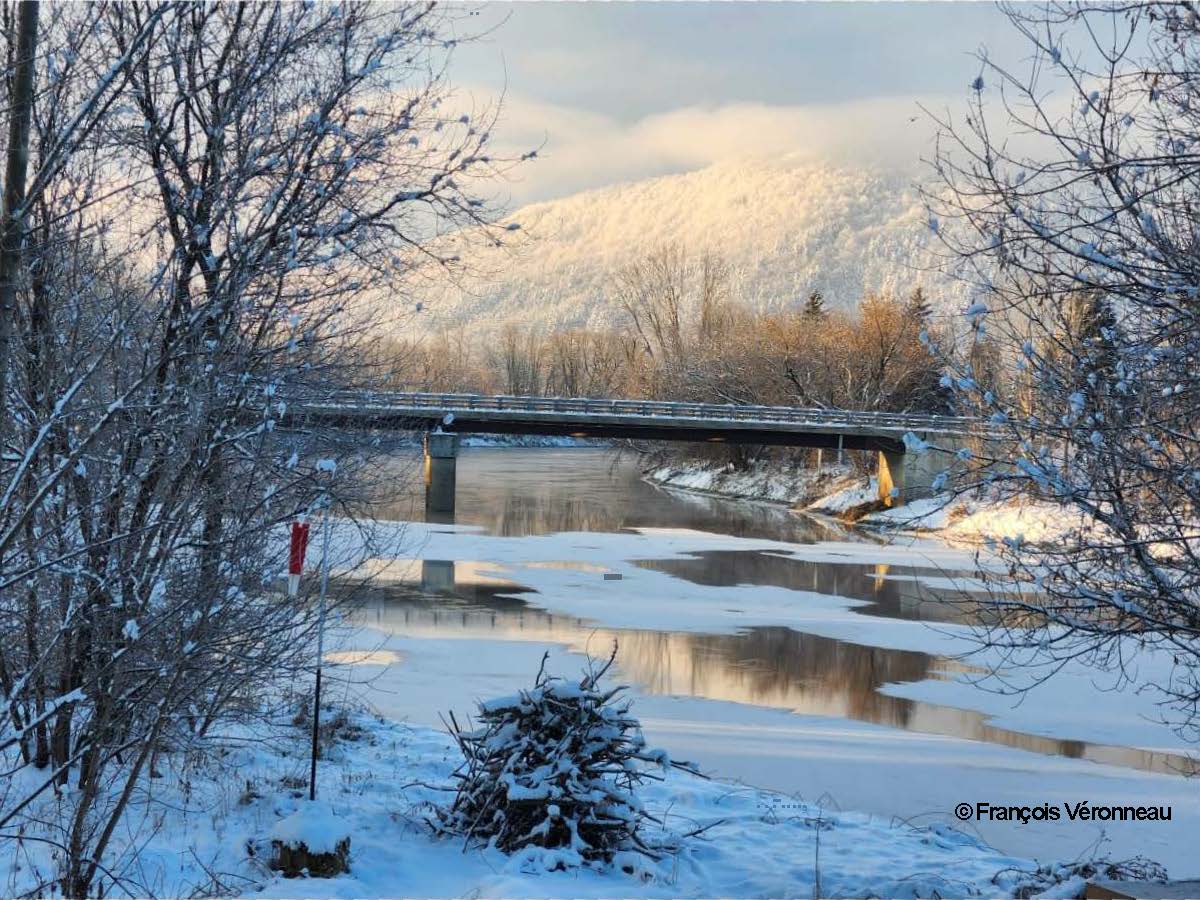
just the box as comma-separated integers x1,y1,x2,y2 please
347,580,1190,775
297,391,984,514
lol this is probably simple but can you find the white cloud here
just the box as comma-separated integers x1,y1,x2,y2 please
468,90,954,207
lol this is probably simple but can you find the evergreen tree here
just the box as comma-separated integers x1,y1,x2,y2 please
905,287,933,327
802,289,825,320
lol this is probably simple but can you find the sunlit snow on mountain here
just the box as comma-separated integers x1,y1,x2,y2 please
414,157,964,340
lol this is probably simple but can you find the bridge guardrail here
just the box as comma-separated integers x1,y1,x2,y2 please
289,390,991,437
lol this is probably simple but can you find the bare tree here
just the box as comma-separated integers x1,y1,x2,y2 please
844,293,948,412
0,4,511,895
615,245,688,368
493,324,546,395
926,2,1200,737
613,245,734,398
376,330,488,393
0,0,37,435
544,329,628,398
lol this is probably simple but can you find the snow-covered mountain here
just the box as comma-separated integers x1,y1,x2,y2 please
414,157,964,339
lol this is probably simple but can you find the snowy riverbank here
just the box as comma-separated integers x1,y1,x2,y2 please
7,455,1154,899
314,516,1198,873
461,434,605,449
643,459,858,507
808,479,1085,544
1,698,1148,899
644,460,1078,544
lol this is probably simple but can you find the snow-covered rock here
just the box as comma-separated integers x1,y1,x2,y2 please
270,800,350,854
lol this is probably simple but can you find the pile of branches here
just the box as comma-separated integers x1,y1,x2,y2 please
437,649,700,869
994,855,1168,899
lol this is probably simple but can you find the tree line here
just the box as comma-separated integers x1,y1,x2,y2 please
379,245,954,419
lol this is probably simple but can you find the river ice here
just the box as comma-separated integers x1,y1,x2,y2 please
315,517,1200,877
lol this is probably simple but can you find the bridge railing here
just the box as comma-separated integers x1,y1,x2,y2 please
298,390,989,436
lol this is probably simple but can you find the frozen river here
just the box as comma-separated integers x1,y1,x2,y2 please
332,447,1198,875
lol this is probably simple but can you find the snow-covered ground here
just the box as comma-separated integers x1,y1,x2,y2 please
866,495,1083,542
372,433,603,449
0,700,1143,899
810,483,1088,544
461,434,604,449
7,512,1195,897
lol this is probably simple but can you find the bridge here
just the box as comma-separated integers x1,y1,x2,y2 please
295,391,984,515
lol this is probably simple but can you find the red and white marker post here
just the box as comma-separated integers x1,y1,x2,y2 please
288,521,310,597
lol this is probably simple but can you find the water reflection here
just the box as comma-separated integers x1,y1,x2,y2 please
637,550,982,623
347,575,1196,777
368,448,850,542
349,447,1196,781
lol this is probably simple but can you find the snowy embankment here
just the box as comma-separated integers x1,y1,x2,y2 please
242,518,1196,885
462,434,604,449
644,460,856,506
377,433,602,449
2,701,1115,899
807,479,1083,544
645,460,1078,544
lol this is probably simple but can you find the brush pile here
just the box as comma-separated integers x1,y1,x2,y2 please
438,650,699,870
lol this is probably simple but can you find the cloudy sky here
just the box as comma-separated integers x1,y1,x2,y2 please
449,2,1028,207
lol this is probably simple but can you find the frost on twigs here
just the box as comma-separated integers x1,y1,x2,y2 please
992,855,1167,900
436,647,701,872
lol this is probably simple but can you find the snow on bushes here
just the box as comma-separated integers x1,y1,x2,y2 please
436,649,702,871
993,855,1168,899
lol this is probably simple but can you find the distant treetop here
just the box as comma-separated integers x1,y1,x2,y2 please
803,289,826,320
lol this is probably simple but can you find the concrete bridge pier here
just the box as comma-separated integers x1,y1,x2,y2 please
424,432,460,519
878,434,960,507
421,559,456,592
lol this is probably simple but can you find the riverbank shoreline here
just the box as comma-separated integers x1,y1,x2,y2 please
262,452,1195,884
642,459,860,508
642,457,1077,544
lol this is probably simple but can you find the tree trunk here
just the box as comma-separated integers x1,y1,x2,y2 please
0,0,39,437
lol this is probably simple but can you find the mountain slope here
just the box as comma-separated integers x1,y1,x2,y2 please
416,158,964,339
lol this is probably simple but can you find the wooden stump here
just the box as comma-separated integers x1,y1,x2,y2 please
270,836,350,878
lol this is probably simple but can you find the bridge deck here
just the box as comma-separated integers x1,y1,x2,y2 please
295,392,985,452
